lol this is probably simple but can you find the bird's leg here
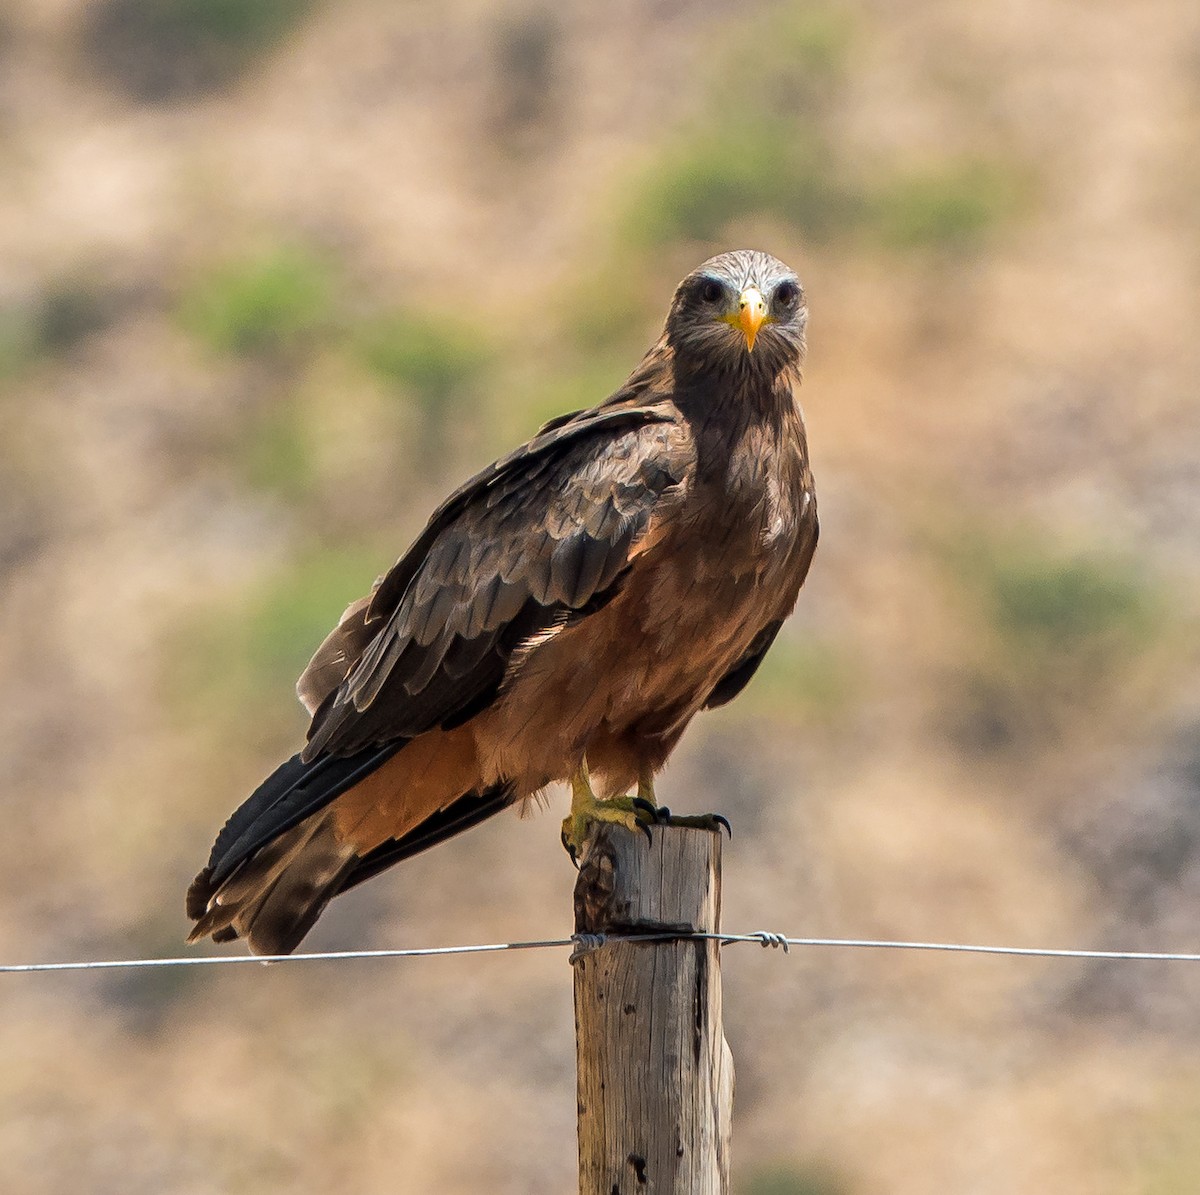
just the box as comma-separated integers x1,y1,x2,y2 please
560,758,654,866
633,765,660,819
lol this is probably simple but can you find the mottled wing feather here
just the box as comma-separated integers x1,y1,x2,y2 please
301,404,690,760
296,587,380,716
361,402,663,624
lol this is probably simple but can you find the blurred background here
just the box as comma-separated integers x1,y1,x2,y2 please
2,0,1200,1191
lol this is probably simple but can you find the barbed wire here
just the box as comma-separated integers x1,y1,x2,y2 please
5,931,1200,975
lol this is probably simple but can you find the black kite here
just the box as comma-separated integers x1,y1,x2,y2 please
187,249,818,954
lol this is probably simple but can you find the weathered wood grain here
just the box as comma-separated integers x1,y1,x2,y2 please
573,823,733,1194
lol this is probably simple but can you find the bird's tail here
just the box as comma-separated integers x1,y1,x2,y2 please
186,736,516,955
186,810,358,956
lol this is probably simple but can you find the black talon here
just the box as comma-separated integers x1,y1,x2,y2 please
713,815,732,838
561,830,580,868
631,797,658,820
639,821,654,845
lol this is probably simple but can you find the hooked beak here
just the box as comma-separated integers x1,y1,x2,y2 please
738,286,767,351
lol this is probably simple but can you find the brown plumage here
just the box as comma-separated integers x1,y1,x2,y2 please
187,249,818,954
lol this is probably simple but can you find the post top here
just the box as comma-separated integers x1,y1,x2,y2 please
573,823,722,936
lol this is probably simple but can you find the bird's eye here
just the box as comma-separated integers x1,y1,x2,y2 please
699,279,725,305
774,280,800,309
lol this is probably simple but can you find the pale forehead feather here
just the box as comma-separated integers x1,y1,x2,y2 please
692,249,798,291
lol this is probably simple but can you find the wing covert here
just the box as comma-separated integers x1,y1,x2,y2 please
300,405,690,760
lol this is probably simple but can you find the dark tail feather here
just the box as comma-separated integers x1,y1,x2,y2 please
187,771,516,954
202,742,404,891
186,744,399,955
187,811,358,955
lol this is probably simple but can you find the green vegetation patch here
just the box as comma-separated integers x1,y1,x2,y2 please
520,356,631,430
627,123,852,249
619,2,1026,259
355,310,491,412
238,398,318,501
165,542,385,730
737,633,857,725
238,546,382,694
943,526,1169,754
180,246,334,357
624,6,858,249
971,539,1159,661
868,158,1025,252
562,251,671,358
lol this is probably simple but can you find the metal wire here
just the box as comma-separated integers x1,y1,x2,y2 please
5,931,1200,974
0,938,579,974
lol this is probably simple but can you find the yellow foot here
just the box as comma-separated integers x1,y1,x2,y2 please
561,760,656,866
649,811,733,835
559,762,731,865
633,763,731,835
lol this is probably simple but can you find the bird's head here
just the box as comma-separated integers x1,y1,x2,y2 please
665,249,806,381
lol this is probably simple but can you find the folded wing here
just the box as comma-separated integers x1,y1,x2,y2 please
196,401,693,896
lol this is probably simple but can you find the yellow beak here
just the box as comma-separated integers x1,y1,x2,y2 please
738,287,767,351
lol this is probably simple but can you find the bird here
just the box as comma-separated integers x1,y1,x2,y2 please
186,248,818,955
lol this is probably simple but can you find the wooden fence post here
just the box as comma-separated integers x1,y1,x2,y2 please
572,823,733,1194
